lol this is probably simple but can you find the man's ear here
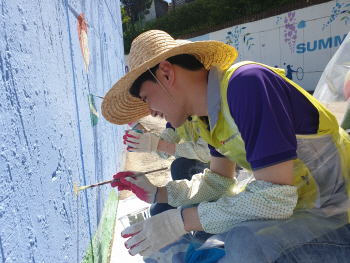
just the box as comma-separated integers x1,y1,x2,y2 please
158,61,174,85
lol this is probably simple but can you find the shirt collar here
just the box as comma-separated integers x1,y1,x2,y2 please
206,65,223,131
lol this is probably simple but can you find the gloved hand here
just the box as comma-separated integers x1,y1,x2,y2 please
123,130,160,153
128,120,140,130
110,171,157,204
122,209,188,256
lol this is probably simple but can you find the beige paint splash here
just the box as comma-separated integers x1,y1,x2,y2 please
77,14,90,74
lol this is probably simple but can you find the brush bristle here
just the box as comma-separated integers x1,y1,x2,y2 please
74,182,78,197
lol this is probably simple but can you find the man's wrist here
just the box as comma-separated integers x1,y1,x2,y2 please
157,140,175,155
182,207,204,232
157,140,166,152
155,186,168,203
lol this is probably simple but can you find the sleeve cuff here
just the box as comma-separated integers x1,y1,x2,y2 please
250,150,297,171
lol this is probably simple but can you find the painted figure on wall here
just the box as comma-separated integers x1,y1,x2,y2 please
283,63,304,81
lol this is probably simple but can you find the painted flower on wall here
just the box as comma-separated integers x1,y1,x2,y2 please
276,16,283,25
322,0,350,30
226,26,241,59
284,11,297,53
77,13,90,74
226,26,254,59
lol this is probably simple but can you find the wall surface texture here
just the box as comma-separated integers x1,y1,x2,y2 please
0,0,126,262
188,0,350,91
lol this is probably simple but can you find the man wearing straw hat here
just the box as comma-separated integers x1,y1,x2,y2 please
103,30,350,261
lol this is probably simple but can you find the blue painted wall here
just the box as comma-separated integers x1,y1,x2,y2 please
0,0,126,262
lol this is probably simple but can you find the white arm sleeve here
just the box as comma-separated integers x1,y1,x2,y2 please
155,128,211,163
198,180,298,234
166,169,237,207
154,128,181,160
174,137,211,163
158,128,181,144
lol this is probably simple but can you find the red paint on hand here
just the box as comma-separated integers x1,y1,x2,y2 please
121,230,140,239
123,132,139,146
110,171,134,188
120,177,150,203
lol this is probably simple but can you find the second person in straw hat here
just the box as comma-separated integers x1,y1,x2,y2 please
105,30,350,261
123,119,211,217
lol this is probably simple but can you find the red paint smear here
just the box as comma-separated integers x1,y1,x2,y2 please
77,13,88,58
121,231,140,238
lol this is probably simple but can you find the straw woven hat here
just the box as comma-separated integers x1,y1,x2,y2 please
101,30,238,125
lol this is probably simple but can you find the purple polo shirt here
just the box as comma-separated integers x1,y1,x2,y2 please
208,64,319,170
166,122,175,130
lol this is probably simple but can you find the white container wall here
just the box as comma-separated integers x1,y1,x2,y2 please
189,0,350,91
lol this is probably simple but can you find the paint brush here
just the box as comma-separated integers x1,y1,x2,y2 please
74,167,168,197
91,94,104,99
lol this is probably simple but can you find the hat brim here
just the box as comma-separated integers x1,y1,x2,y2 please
101,40,238,125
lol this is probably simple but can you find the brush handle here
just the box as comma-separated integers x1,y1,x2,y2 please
91,94,104,99
82,167,168,188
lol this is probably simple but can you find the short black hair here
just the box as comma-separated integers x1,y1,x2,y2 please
129,54,204,99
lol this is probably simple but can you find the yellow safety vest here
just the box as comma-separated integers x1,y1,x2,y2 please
175,116,199,143
197,61,350,217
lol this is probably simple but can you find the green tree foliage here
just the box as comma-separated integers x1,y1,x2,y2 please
123,0,301,54
121,6,131,32
121,0,152,32
121,5,138,55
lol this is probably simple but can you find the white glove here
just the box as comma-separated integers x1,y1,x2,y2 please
111,171,157,204
122,209,188,256
128,120,140,130
124,130,160,153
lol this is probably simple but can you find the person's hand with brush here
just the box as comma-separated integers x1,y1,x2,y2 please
111,171,158,204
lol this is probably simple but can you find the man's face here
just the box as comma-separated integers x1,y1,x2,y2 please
139,79,187,128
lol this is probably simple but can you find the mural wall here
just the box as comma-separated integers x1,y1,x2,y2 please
0,0,125,262
188,0,350,91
